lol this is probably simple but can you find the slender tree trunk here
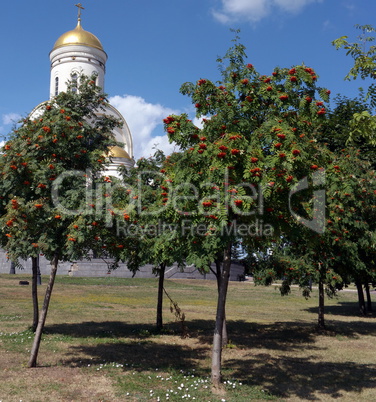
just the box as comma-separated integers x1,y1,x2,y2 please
156,263,166,331
317,279,326,330
28,254,58,368
37,255,42,285
214,259,228,347
364,282,373,313
355,280,366,316
9,261,16,274
211,243,231,387
222,312,228,348
31,257,39,332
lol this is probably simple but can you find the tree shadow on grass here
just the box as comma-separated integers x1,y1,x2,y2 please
46,319,322,351
221,319,376,399
63,340,210,375
45,320,159,339
45,319,376,399
45,320,211,375
191,318,376,349
46,316,376,350
306,301,376,319
226,354,376,400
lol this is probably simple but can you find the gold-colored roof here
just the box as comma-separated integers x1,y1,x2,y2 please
107,146,131,159
52,20,104,51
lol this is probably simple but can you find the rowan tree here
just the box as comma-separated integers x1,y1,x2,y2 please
320,94,376,311
0,74,122,367
163,35,332,386
254,147,376,327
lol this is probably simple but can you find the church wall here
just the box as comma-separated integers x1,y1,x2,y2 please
0,249,244,281
99,104,134,157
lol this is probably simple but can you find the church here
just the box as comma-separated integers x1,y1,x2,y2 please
0,5,243,281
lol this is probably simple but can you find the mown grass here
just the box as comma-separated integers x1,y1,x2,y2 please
0,273,376,401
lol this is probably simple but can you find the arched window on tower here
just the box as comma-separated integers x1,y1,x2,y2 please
72,73,78,93
55,77,59,96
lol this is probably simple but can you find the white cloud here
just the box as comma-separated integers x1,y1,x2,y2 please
192,116,208,129
2,113,21,126
141,134,180,160
343,2,356,13
213,0,270,23
212,0,322,24
274,0,320,13
322,19,332,31
1,113,22,138
109,95,179,160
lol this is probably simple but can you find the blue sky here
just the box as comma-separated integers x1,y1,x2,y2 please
1,0,375,159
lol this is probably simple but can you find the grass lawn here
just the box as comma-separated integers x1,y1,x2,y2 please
0,273,375,401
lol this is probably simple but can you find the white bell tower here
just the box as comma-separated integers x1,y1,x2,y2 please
46,4,135,171
49,4,107,98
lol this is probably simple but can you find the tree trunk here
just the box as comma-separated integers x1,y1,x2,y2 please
28,254,58,368
31,257,39,332
211,243,231,387
355,280,366,316
156,263,166,331
222,313,228,348
37,255,42,285
214,259,228,347
317,279,326,330
364,282,373,313
9,261,16,274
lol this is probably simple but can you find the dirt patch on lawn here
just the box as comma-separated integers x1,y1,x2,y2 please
0,365,122,402
0,350,122,402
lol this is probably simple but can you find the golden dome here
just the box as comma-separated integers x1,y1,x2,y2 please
53,20,104,51
106,146,131,159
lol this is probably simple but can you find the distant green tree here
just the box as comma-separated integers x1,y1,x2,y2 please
322,95,371,148
121,151,187,332
333,25,376,85
333,24,376,144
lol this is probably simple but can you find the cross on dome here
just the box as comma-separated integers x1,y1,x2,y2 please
75,3,85,20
